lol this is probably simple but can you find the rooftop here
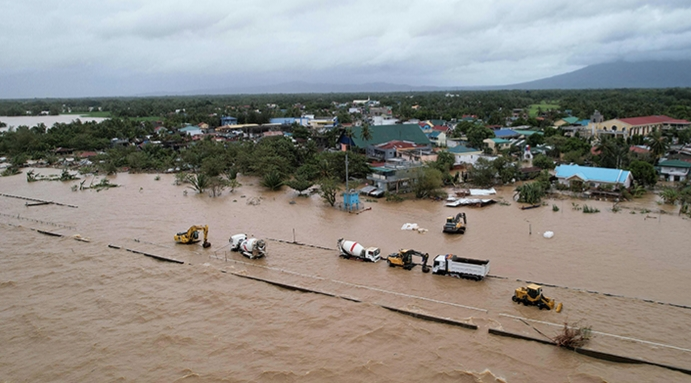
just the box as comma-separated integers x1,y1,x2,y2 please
658,160,691,168
555,164,632,184
618,115,690,126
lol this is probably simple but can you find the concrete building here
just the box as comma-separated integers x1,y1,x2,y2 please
588,114,689,138
446,145,483,166
367,140,430,162
367,158,424,194
657,160,691,182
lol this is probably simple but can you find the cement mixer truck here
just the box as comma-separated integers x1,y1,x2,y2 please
230,234,267,259
337,238,381,262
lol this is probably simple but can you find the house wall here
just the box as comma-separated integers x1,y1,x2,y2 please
557,174,632,189
590,119,662,138
660,166,690,181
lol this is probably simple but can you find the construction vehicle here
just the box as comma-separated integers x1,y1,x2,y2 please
387,249,430,272
512,283,563,312
174,225,211,248
432,254,489,280
443,212,467,234
229,234,267,259
337,238,381,262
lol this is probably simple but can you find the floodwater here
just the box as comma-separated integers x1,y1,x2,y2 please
0,115,108,132
1,169,690,382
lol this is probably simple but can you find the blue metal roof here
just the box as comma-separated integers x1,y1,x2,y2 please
493,129,520,138
555,164,631,184
270,117,296,124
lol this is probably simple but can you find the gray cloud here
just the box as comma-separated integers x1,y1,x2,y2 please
2,0,691,97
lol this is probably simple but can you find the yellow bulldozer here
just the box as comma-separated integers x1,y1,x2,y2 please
512,283,562,312
174,225,211,248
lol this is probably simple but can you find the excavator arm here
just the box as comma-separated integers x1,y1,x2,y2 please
174,225,211,248
388,249,430,272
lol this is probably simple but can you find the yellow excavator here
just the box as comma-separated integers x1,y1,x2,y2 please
387,249,430,272
174,225,211,248
512,283,562,312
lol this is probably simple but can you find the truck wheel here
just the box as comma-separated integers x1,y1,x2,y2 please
522,300,529,306
388,261,394,267
512,296,518,302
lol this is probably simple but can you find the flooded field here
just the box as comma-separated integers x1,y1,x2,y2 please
1,170,690,382
0,115,108,132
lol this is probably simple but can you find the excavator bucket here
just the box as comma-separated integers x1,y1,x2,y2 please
556,302,563,313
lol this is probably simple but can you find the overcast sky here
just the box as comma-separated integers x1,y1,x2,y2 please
2,0,691,98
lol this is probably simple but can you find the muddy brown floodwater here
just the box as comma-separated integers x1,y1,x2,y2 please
1,170,691,382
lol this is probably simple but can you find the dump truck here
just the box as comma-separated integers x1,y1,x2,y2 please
512,283,563,312
229,233,267,259
387,249,430,272
431,254,489,280
337,238,381,262
443,212,467,234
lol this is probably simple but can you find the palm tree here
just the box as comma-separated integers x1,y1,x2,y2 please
360,123,372,143
647,129,669,161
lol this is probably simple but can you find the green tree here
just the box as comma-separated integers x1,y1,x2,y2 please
261,171,284,191
628,160,657,187
186,173,210,194
468,157,496,187
532,154,555,170
285,176,314,196
466,126,494,149
360,123,372,142
514,181,546,205
647,129,669,161
526,133,545,147
318,178,339,206
434,151,455,172
413,167,443,198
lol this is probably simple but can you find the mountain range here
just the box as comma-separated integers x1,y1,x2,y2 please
175,60,691,95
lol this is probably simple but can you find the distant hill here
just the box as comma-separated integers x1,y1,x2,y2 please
172,81,446,96
500,60,691,90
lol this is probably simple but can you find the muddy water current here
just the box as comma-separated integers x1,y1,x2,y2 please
1,170,691,382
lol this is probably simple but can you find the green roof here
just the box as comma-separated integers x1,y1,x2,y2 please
349,124,431,148
519,130,543,136
447,145,481,154
490,138,511,144
563,117,579,124
658,160,691,168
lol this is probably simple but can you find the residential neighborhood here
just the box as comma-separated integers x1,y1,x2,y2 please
2,91,691,209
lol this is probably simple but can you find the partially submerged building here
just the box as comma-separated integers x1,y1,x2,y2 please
554,164,633,190
367,158,425,194
657,160,691,182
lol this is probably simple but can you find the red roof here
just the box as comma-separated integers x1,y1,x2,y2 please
376,140,422,150
629,145,650,154
618,115,689,126
432,125,449,132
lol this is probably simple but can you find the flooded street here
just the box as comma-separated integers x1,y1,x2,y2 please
1,170,690,382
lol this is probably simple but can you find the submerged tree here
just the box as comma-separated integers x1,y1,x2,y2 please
317,178,339,207
186,173,210,194
261,170,284,191
285,176,313,196
514,181,547,205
